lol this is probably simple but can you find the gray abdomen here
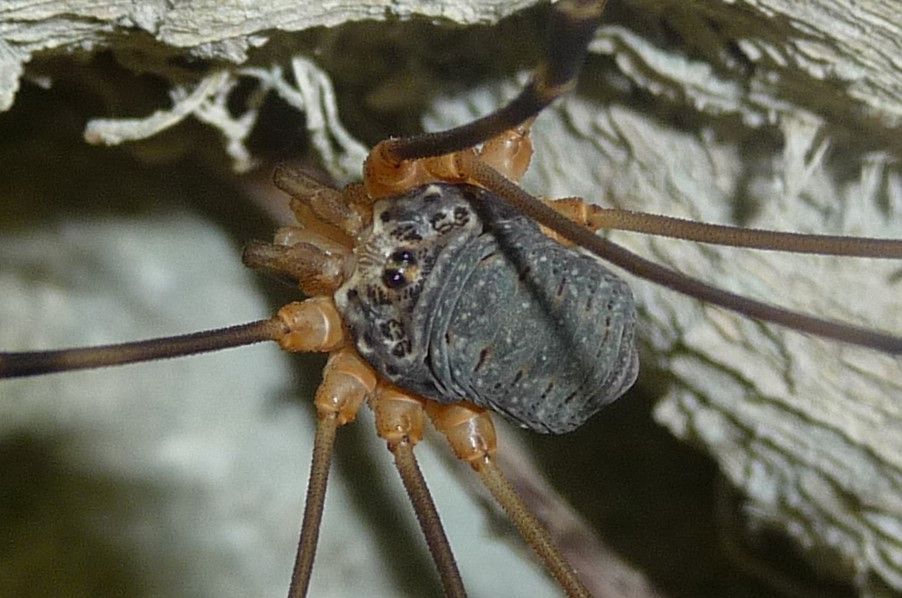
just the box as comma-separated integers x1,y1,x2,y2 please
336,183,638,434
429,221,638,433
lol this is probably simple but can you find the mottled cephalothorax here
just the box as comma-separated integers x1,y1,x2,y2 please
337,183,639,433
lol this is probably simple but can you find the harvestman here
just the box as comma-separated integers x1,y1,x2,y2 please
2,1,901,596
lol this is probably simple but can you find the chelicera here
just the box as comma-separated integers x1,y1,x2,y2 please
2,1,901,596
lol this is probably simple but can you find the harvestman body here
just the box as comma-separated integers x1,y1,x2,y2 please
338,183,638,434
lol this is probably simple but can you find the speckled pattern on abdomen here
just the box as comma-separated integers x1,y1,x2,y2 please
337,183,638,434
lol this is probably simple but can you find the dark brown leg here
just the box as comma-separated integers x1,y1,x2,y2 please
373,384,467,597
427,401,591,598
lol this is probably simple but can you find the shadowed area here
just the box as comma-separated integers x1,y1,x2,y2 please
0,433,157,597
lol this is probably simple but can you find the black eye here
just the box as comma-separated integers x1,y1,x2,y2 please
382,269,407,289
391,249,416,265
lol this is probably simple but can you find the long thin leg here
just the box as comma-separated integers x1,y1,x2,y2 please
288,348,377,597
374,384,466,597
391,440,467,598
288,413,339,598
475,458,589,598
0,318,286,378
377,0,608,162
547,198,902,258
427,401,590,598
0,297,353,379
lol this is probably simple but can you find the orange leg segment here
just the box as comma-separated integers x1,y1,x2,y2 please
476,118,535,183
274,297,345,354
364,122,535,199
